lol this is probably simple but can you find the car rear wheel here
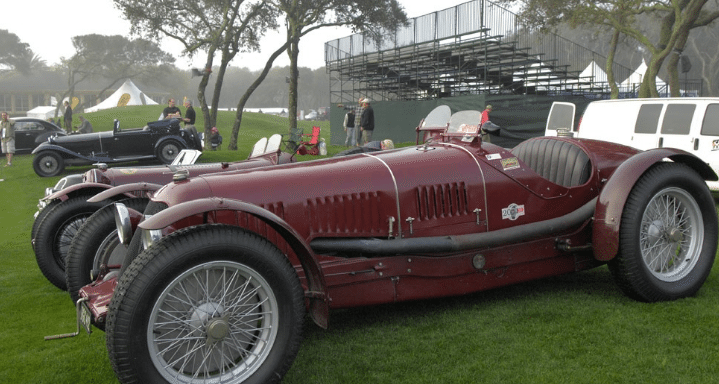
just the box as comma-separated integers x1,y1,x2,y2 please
609,163,718,301
33,151,65,177
33,196,110,290
66,198,149,304
107,225,304,384
156,140,182,164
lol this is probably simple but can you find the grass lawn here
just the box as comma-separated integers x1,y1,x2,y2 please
1,107,718,383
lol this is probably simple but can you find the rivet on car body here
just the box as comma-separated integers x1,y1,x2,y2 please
405,217,415,235
474,208,482,224
473,254,486,270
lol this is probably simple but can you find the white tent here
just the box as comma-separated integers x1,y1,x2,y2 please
85,79,158,113
26,106,60,119
619,59,667,93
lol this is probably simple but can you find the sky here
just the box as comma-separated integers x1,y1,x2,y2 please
5,0,473,72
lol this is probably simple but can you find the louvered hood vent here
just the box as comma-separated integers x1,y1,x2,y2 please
305,192,385,236
415,182,469,220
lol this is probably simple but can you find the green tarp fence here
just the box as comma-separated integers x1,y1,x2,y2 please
330,94,594,148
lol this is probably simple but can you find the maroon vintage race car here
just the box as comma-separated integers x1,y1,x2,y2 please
51,108,718,384
31,135,293,290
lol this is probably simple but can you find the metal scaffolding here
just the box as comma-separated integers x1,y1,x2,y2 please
324,0,639,104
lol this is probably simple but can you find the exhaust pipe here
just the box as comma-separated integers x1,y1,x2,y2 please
311,197,597,255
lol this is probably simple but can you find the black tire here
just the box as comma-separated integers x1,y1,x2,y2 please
107,225,305,384
333,145,382,157
33,151,65,177
33,196,110,290
608,163,718,302
155,139,182,164
31,199,61,251
66,198,149,304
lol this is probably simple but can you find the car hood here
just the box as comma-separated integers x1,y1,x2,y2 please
83,156,281,186
51,131,113,144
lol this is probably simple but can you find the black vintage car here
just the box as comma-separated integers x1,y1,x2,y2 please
31,118,202,177
12,117,67,152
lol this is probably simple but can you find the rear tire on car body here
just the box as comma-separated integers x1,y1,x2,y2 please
33,151,65,177
156,139,182,164
107,225,305,384
609,163,718,302
65,198,149,304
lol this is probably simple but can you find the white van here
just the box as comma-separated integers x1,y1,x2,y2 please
545,98,719,192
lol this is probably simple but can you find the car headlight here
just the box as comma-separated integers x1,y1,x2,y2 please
141,228,163,250
114,203,132,245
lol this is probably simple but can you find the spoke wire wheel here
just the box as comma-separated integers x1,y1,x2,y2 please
158,141,181,163
148,260,279,382
54,215,88,269
40,156,58,172
640,187,702,282
609,162,717,302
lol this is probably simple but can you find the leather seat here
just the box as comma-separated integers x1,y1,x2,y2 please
511,138,591,187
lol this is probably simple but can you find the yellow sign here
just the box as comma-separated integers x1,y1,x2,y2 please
71,97,80,109
118,93,131,107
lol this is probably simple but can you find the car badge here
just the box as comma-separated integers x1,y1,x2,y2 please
501,157,520,171
502,203,525,221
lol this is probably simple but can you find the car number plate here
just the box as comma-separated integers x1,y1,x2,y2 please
80,302,93,335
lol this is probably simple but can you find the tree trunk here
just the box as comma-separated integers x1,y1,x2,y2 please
606,29,621,99
287,30,301,133
197,47,217,145
229,42,290,150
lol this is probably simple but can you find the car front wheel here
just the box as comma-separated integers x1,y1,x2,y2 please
33,151,65,177
107,225,305,384
65,198,148,304
609,163,718,302
33,196,110,290
155,140,182,164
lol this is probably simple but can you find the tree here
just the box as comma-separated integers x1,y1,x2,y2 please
501,0,719,97
273,0,408,132
0,29,45,75
57,34,174,116
115,0,278,143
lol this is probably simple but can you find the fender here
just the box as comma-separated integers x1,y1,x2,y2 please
87,182,163,203
154,135,190,151
139,197,330,329
32,143,110,162
44,182,112,203
593,148,717,261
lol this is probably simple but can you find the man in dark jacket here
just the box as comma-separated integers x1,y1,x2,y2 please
359,98,375,145
63,101,73,133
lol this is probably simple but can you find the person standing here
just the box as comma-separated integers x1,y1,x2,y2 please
359,98,375,145
480,104,492,126
63,101,73,134
354,98,364,146
343,108,356,147
162,98,181,119
74,116,94,134
1,112,15,166
182,99,196,128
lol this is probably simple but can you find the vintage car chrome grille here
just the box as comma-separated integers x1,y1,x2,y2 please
415,183,469,220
